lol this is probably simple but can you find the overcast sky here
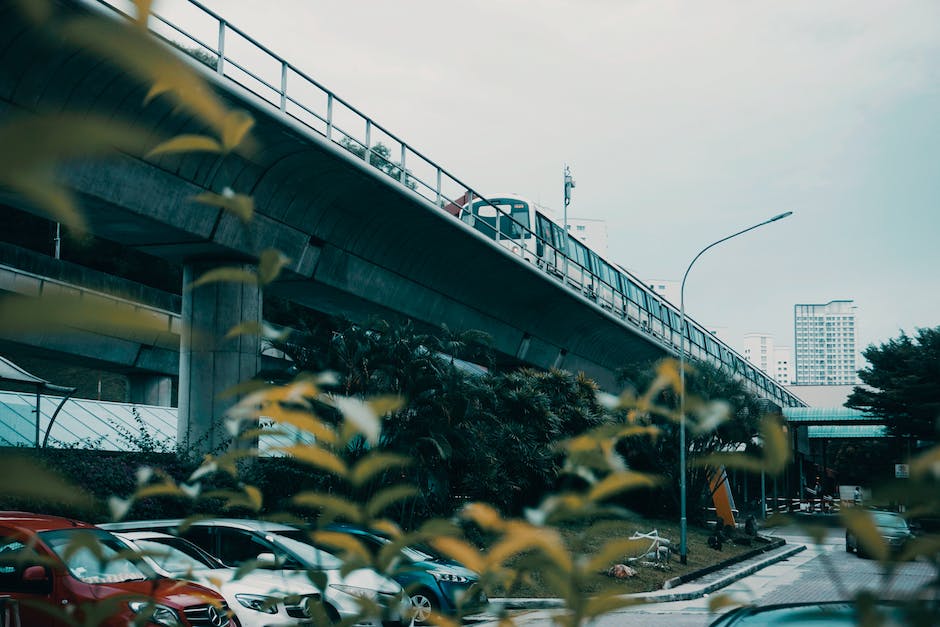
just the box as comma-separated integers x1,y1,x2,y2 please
170,0,940,357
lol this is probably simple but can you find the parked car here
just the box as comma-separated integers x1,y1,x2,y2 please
116,530,325,627
324,524,488,623
102,518,411,626
709,601,908,626
845,510,914,557
0,511,237,627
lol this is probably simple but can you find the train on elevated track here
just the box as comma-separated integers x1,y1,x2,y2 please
444,192,802,408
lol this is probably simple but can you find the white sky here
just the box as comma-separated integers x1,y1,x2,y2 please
164,0,940,358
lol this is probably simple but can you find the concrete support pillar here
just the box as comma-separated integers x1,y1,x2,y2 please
128,374,173,407
178,260,261,456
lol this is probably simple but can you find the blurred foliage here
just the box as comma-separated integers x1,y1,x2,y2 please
0,1,937,626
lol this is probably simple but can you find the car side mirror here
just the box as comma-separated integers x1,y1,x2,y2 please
23,565,49,582
22,565,52,593
255,552,279,567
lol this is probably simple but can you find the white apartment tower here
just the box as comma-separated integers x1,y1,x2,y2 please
742,333,792,385
794,300,859,385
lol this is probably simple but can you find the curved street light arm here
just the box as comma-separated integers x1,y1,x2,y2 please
677,210,792,565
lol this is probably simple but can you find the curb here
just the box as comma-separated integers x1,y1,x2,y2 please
663,537,785,589
491,542,807,610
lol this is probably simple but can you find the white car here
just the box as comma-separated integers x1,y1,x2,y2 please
103,519,412,627
115,530,323,627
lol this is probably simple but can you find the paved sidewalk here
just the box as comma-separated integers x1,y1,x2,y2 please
488,542,806,610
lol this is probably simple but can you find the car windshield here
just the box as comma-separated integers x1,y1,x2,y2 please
40,529,149,584
872,512,908,529
132,537,216,574
268,530,344,570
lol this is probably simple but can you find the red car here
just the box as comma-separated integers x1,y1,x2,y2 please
0,511,238,627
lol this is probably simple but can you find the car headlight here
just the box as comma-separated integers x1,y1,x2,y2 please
235,593,279,614
432,572,471,584
128,601,182,627
329,584,378,600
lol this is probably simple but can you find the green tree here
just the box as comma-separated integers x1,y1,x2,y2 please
339,137,417,190
846,326,940,441
617,359,765,521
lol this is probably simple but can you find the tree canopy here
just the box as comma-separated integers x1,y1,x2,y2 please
845,326,940,441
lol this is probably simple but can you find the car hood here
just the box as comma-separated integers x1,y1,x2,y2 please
410,560,478,580
877,527,912,538
180,568,322,597
232,566,402,596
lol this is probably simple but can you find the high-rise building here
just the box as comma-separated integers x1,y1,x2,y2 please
647,280,681,305
742,333,792,385
794,300,858,385
774,346,793,386
567,217,609,256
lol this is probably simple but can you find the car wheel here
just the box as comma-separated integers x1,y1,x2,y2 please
410,590,438,625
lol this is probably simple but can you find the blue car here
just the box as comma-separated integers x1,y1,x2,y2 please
325,525,488,623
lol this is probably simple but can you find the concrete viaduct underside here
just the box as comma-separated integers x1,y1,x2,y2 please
0,1,671,449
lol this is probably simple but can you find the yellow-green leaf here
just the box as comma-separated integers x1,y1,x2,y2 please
61,16,231,135
311,531,372,564
585,591,646,617
910,444,940,480
193,188,255,222
584,537,654,573
368,395,406,418
587,471,660,502
222,110,255,151
292,492,361,522
13,0,52,23
461,503,505,532
0,457,95,510
331,396,382,445
350,453,412,487
278,445,348,477
760,416,790,474
134,482,187,500
707,593,747,613
189,267,258,289
427,537,485,574
244,485,263,511
224,321,264,340
486,527,559,571
366,485,419,520
0,114,153,232
147,134,222,157
258,248,291,285
132,0,154,28
841,508,888,562
265,408,337,445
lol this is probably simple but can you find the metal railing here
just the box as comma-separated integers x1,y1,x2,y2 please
84,0,803,407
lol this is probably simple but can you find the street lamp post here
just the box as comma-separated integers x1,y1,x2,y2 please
678,210,792,565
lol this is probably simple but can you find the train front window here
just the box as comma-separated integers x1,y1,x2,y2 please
470,199,530,239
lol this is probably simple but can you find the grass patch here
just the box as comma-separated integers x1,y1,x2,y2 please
493,518,757,596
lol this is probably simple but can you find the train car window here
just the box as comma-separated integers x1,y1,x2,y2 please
552,224,568,253
570,239,592,271
536,213,554,243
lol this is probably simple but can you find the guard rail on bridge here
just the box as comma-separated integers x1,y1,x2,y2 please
76,0,802,406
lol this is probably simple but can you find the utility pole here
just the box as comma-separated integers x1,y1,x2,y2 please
563,164,575,249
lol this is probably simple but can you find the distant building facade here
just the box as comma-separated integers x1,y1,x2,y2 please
794,300,858,385
567,217,609,256
742,333,792,385
647,279,680,306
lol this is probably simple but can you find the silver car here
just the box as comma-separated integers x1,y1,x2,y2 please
845,511,913,558
103,519,412,626
115,531,325,627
